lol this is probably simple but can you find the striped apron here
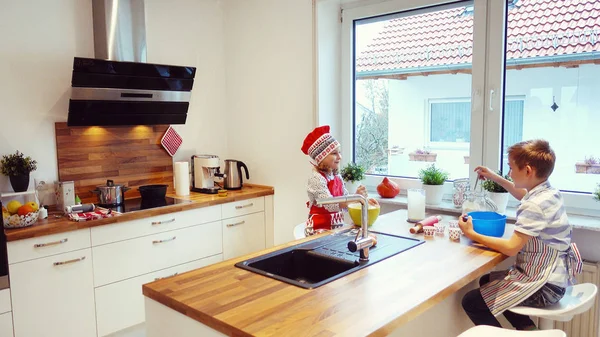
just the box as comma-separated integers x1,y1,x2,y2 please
481,237,583,316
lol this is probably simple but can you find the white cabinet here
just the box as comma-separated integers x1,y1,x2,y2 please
0,312,13,337
223,212,266,260
10,248,96,337
95,254,223,336
92,221,222,286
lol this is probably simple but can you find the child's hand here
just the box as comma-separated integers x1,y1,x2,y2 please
474,166,501,182
368,198,379,207
355,185,368,198
458,214,474,236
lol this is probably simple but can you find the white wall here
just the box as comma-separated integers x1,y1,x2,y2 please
317,0,343,141
223,0,315,245
0,0,94,192
0,0,228,195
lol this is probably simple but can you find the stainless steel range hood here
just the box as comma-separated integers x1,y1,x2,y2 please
68,0,196,126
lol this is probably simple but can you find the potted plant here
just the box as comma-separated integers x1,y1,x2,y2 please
1,151,37,192
341,162,366,194
482,171,512,214
418,164,449,205
575,156,600,174
409,149,437,162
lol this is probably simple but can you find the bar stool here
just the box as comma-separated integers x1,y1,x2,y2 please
293,222,307,240
508,283,598,330
458,325,565,337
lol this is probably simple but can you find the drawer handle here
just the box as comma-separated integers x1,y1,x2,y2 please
152,236,177,244
151,218,175,225
235,203,254,209
155,272,178,281
34,238,68,248
53,256,85,266
227,220,245,227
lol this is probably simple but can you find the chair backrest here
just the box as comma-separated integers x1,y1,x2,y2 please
293,222,306,240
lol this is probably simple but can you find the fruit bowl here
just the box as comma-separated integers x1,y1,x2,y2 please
347,203,380,227
3,211,39,229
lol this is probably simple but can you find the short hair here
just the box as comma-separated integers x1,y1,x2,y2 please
507,139,556,179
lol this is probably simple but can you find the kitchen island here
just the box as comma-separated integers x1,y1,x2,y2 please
142,209,511,337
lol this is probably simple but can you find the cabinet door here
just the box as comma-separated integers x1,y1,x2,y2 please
10,249,96,337
0,312,13,337
223,212,265,260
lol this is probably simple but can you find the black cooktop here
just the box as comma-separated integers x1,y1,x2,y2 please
98,197,192,214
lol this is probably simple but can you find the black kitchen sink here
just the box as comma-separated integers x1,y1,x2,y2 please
235,230,424,289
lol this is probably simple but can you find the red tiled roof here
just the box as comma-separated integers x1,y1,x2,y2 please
356,0,600,74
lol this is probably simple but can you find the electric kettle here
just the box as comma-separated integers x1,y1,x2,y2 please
223,160,249,190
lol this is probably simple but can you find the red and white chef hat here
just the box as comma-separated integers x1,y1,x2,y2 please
301,125,340,165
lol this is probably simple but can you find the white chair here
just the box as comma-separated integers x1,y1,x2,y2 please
293,222,307,240
508,283,598,330
458,325,565,337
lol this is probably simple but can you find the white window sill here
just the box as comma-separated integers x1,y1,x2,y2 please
373,193,600,232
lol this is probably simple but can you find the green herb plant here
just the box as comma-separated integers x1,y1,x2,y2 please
0,151,37,176
341,162,366,183
594,183,600,202
418,164,449,185
482,170,512,193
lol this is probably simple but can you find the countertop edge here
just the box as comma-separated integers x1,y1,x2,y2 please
5,185,274,242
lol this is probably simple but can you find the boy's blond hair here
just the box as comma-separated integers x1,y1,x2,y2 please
507,139,555,179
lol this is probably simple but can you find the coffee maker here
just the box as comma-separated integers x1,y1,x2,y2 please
191,155,223,194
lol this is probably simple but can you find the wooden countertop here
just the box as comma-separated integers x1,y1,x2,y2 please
142,210,509,337
5,184,274,242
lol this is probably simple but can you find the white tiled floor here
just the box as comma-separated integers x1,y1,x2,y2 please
106,323,146,337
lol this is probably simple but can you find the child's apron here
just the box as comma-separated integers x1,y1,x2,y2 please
481,237,582,316
305,172,345,236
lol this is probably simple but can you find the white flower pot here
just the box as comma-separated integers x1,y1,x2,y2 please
422,184,444,205
487,192,509,214
345,181,362,195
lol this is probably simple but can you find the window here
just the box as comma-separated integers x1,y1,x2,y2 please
341,0,600,211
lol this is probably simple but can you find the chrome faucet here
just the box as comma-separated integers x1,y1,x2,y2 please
315,194,375,262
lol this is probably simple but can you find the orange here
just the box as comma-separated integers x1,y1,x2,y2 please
17,204,35,216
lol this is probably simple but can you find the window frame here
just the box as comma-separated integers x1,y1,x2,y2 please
340,0,599,214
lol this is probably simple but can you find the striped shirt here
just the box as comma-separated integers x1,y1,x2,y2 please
514,180,572,288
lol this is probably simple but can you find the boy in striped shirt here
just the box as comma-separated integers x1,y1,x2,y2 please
459,139,582,330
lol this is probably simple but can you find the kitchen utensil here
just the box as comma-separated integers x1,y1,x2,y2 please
65,203,95,214
434,223,446,236
191,155,222,194
423,226,435,237
468,211,506,237
138,184,168,200
448,227,461,241
90,180,131,205
347,202,380,226
409,215,441,234
223,159,249,190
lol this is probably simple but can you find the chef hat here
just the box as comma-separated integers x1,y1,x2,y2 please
301,125,340,165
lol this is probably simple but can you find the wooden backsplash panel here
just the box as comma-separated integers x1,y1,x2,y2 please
55,123,174,204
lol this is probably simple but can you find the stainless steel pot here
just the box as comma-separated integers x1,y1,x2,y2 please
90,179,131,205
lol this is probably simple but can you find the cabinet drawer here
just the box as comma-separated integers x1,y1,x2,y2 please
10,249,96,337
7,229,91,264
95,254,222,336
91,205,221,246
93,221,222,286
0,289,10,314
0,312,13,337
222,197,264,219
223,212,266,260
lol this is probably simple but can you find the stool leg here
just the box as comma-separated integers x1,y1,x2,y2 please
538,318,554,330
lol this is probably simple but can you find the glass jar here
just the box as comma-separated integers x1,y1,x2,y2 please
462,190,498,214
452,178,470,208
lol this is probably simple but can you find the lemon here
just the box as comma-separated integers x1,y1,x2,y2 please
26,201,39,212
7,200,22,215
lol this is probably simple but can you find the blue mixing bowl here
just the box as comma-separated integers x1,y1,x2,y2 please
468,211,507,237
